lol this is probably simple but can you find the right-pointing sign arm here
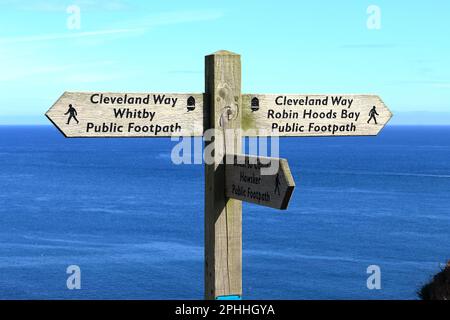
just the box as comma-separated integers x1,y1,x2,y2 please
225,154,296,210
241,94,392,137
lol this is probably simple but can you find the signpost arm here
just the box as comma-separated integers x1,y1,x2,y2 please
204,50,242,300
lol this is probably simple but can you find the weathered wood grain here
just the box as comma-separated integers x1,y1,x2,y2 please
241,94,392,137
204,50,242,299
225,154,295,210
46,92,204,137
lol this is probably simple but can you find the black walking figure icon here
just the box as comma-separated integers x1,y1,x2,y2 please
367,106,379,124
65,104,79,125
274,173,281,196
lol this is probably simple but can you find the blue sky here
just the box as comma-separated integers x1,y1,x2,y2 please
0,0,449,124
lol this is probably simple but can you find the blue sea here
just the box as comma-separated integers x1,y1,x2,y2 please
0,125,449,300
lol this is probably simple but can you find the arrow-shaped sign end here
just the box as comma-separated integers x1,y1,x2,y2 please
45,92,71,138
279,158,296,210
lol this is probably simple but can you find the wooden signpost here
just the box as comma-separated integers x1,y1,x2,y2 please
46,50,392,300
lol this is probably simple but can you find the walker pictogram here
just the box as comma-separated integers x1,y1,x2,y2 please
65,104,79,125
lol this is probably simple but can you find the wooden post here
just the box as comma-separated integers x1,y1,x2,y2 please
204,50,242,300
